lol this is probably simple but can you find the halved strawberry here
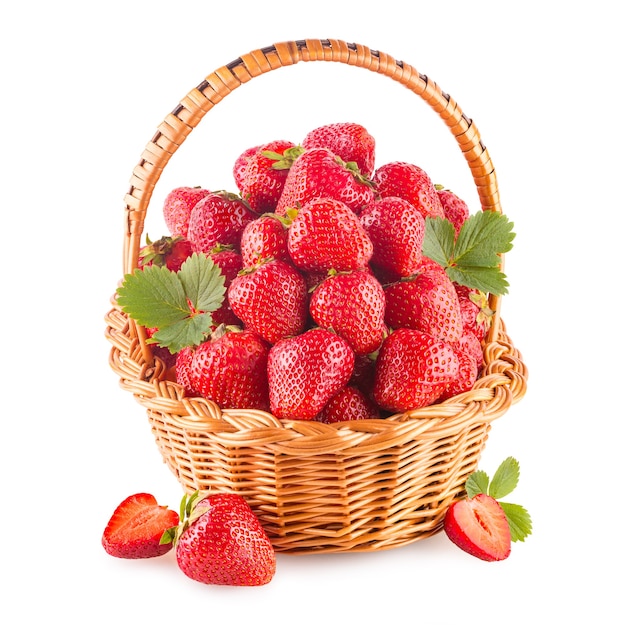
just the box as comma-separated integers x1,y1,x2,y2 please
443,493,511,561
102,493,180,559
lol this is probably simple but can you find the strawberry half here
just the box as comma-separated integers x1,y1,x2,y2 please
102,493,180,559
443,493,511,562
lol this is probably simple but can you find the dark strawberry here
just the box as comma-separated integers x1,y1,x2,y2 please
384,257,463,343
302,122,376,178
187,326,270,411
437,187,470,237
267,328,355,420
236,140,302,213
165,491,276,586
287,197,373,272
239,212,292,268
444,493,511,561
187,190,256,254
316,385,380,423
138,235,193,272
227,258,308,344
373,328,459,412
372,161,445,219
275,147,375,214
309,269,386,356
162,186,211,238
359,196,426,278
102,493,179,559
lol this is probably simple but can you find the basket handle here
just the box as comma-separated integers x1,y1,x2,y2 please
122,39,504,349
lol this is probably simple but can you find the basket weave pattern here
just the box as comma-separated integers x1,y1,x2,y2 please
105,39,528,554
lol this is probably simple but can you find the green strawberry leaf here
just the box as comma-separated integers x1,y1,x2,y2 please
465,470,490,498
488,456,520,499
499,501,533,542
463,457,532,544
116,252,226,353
423,211,515,295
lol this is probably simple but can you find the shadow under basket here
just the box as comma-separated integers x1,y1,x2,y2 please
104,39,528,554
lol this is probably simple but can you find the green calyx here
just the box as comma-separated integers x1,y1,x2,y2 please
160,490,211,547
116,253,226,353
422,211,515,295
263,146,305,170
465,457,532,542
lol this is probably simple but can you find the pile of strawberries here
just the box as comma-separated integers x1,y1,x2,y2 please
123,122,495,422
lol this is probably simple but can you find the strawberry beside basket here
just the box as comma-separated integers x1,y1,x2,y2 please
105,39,528,554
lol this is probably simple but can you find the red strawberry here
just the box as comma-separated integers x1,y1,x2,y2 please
187,326,270,411
233,144,261,190
175,345,197,396
236,140,302,213
383,257,463,343
162,186,211,238
267,327,355,420
275,147,375,214
102,493,179,559
239,212,291,268
372,162,445,219
187,190,256,254
302,122,376,178
359,196,426,278
309,269,386,356
373,329,459,412
287,197,373,272
167,491,275,586
227,258,308,344
438,345,479,401
138,235,193,272
437,187,470,237
316,385,380,423
208,246,243,327
456,284,493,342
444,493,511,561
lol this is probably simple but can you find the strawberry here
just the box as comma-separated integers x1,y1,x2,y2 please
187,190,256,254
437,187,470,237
444,493,511,561
455,284,493,342
438,345,479,401
359,196,426,279
239,212,292,268
208,246,243,327
162,186,211,238
138,235,193,272
187,326,270,411
287,197,373,272
236,140,302,213
175,345,197,396
309,269,386,356
227,258,308,344
373,328,459,412
102,493,180,559
302,122,376,178
372,161,445,219
316,385,380,423
233,144,261,190
383,257,463,343
267,327,355,420
275,147,375,214
165,491,276,586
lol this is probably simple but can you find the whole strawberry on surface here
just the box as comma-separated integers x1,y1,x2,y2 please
162,491,276,587
102,493,180,559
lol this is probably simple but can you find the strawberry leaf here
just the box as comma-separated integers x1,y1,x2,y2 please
488,456,520,499
423,212,515,295
465,470,490,498
116,265,188,329
499,502,533,542
116,253,226,353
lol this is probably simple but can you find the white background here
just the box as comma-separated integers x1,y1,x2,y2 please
2,2,623,624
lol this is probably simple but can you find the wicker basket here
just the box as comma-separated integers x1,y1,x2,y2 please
105,39,528,554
